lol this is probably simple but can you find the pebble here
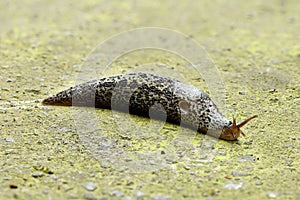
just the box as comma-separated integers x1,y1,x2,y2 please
5,138,15,143
99,161,109,169
270,97,280,102
224,181,244,190
16,74,22,78
269,89,277,93
232,170,248,177
135,191,147,198
2,88,9,91
32,172,44,178
110,190,124,197
239,91,246,95
58,127,72,133
34,77,44,81
183,165,190,170
24,88,41,94
82,182,97,191
5,149,15,155
266,191,279,198
67,194,78,199
236,155,256,162
152,195,171,200
42,190,49,194
242,165,253,171
156,62,166,67
83,193,96,200
255,180,263,185
98,197,108,200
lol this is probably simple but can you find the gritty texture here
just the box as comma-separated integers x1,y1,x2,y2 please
43,72,231,135
0,1,299,200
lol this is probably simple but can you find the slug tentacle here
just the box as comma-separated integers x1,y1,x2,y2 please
219,115,258,140
237,115,258,128
43,72,257,141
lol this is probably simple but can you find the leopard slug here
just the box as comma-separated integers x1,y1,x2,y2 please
42,72,257,140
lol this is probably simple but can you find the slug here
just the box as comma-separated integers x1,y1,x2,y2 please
42,72,257,140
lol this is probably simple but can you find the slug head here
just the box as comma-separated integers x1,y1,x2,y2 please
220,115,258,140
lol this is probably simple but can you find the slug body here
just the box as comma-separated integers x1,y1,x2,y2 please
43,72,257,140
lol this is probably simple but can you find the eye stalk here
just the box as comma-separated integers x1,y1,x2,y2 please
220,115,258,140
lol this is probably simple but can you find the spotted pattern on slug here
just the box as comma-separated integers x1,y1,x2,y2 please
43,72,257,140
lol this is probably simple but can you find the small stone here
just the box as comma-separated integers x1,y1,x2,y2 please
269,89,277,93
224,181,244,190
156,62,166,67
183,165,190,170
99,161,109,169
5,149,15,155
271,59,279,64
110,190,124,197
82,182,97,191
242,165,253,170
2,88,9,91
58,127,71,133
152,195,171,200
42,190,49,194
236,155,256,162
32,172,44,178
12,94,19,99
67,194,78,199
232,170,248,177
24,88,41,94
5,138,15,143
165,154,178,163
239,91,246,95
6,78,12,82
270,97,280,102
83,193,96,200
98,197,108,200
135,191,147,198
255,180,263,185
266,191,279,198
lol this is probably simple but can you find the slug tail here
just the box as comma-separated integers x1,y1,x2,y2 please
42,90,73,106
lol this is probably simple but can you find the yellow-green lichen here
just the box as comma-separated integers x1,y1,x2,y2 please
0,0,299,199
